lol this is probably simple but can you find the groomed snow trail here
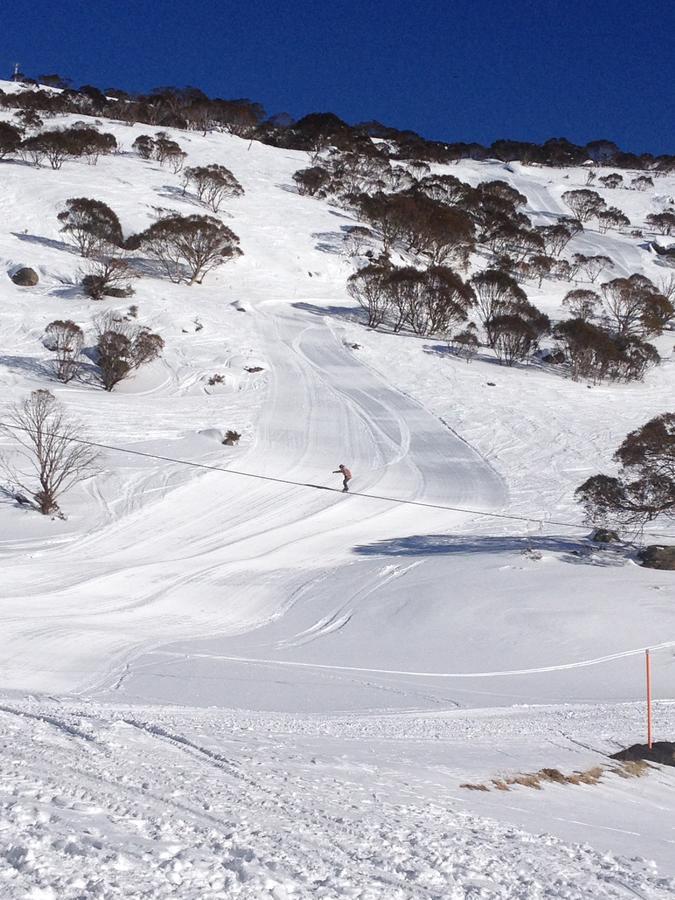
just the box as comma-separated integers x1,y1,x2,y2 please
0,300,506,696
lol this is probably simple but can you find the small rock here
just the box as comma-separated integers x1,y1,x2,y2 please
590,527,620,544
611,741,675,767
638,545,675,571
11,267,39,286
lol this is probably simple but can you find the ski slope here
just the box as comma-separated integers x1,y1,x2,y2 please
1,82,675,895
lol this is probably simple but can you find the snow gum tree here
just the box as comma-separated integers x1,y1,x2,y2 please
576,413,675,528
561,189,606,223
58,197,124,258
183,164,244,212
129,214,241,284
44,320,84,383
95,312,164,391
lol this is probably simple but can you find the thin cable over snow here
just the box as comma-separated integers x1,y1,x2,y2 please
0,421,672,539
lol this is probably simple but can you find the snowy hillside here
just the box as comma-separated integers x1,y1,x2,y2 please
1,80,674,896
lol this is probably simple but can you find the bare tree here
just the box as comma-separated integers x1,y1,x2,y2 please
82,257,137,299
597,207,630,233
450,324,480,362
657,273,675,304
44,320,84,382
470,269,527,346
0,121,22,158
153,133,186,172
645,212,675,236
0,390,99,514
598,173,623,189
631,175,653,191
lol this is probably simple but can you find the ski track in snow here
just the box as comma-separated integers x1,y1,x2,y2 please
1,698,675,899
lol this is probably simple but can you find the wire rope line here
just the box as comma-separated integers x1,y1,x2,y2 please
0,420,673,539
153,639,675,679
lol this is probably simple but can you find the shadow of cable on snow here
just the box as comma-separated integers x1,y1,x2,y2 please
353,534,630,566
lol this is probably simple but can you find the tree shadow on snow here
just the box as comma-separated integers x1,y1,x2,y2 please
312,231,344,254
0,355,52,379
353,533,630,567
12,233,77,255
423,343,550,374
293,301,365,323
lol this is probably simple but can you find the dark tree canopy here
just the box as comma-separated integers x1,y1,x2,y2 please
576,413,675,528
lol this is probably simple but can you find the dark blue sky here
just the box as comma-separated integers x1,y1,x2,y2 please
1,0,672,154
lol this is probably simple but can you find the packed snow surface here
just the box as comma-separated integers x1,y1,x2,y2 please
0,81,674,895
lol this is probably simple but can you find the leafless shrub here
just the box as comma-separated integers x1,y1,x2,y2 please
562,288,601,321
81,257,137,299
347,263,392,328
0,390,99,514
576,412,675,528
94,312,164,391
44,320,84,382
572,253,614,283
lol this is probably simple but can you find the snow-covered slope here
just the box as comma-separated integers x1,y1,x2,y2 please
1,81,674,895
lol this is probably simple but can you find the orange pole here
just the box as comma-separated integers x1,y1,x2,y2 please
646,649,653,750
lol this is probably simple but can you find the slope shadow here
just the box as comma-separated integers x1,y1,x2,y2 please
353,533,628,566
12,233,77,255
423,342,549,374
312,231,344,254
293,301,364,323
156,184,206,209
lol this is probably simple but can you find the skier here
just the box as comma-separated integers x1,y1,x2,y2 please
333,464,352,493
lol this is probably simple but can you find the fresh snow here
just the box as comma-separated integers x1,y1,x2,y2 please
0,81,674,896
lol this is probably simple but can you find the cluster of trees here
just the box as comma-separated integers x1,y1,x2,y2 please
56,196,242,286
132,132,186,172
577,413,675,529
182,163,244,212
348,263,474,336
43,312,164,391
646,212,675,236
298,138,673,385
553,274,672,382
348,263,552,367
2,77,674,171
0,81,266,138
0,121,117,168
561,189,630,232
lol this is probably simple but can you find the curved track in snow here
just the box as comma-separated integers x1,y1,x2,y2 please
0,301,507,701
